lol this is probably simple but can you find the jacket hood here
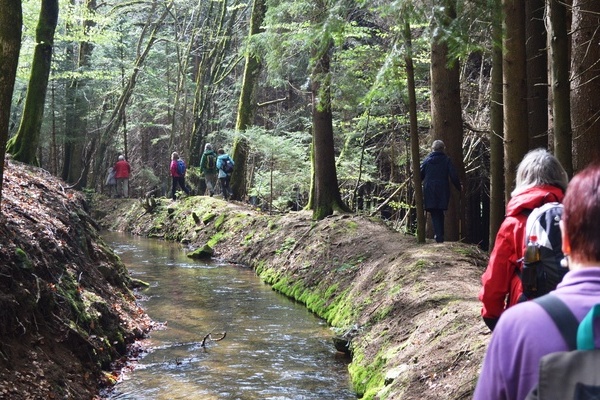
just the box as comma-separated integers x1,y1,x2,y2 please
505,185,565,217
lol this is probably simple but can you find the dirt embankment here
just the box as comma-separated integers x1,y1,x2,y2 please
0,160,152,400
94,192,491,400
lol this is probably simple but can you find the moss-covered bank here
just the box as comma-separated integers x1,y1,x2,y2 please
94,194,491,400
0,160,152,399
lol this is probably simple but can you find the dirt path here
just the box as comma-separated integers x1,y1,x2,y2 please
95,195,491,399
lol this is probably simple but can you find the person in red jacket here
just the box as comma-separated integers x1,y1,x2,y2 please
113,155,131,198
169,151,190,201
479,148,569,331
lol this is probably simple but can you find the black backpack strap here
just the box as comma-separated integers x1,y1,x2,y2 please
535,294,578,350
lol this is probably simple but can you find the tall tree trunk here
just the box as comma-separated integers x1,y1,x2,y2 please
236,0,266,131
570,0,600,172
430,0,465,241
404,21,425,243
0,0,22,205
526,0,548,149
310,43,351,220
502,0,529,198
231,0,266,202
190,0,241,166
549,0,572,176
6,0,59,165
489,0,505,248
62,0,96,188
230,136,249,201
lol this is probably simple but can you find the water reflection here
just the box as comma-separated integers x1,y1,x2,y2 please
101,232,354,400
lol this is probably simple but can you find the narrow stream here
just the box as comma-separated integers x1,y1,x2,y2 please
101,232,355,400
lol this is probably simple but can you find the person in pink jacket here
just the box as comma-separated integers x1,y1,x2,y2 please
474,162,600,400
113,155,131,198
479,149,568,331
169,152,190,201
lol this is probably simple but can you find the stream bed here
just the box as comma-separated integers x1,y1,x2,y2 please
101,232,355,400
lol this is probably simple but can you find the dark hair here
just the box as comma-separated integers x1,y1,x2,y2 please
217,148,225,155
563,162,600,263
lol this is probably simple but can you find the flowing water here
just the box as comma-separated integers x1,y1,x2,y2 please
101,232,355,400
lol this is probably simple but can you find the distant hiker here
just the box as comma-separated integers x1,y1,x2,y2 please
473,162,600,400
105,167,117,198
216,148,234,200
114,155,131,198
479,149,568,332
170,152,191,201
419,140,462,243
199,143,218,196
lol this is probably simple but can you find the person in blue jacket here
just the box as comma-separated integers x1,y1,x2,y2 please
420,140,462,243
216,148,234,200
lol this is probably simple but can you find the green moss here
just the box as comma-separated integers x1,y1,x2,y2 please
242,231,255,245
346,220,359,231
349,351,387,399
15,248,33,270
214,213,226,229
57,273,93,326
373,304,393,322
275,237,296,255
207,232,224,248
203,212,217,224
267,220,278,231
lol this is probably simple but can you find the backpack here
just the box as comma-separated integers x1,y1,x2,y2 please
222,157,234,174
526,295,600,400
518,202,568,301
206,153,216,170
176,159,186,176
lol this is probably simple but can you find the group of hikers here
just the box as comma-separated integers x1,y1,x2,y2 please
421,140,600,400
105,143,234,201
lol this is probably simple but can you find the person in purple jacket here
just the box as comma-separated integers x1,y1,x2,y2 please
473,161,600,400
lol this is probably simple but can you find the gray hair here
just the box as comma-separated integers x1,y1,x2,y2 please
171,151,179,160
118,155,125,161
205,143,213,151
512,148,569,196
432,140,445,152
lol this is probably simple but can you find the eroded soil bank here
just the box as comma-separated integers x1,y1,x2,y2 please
94,192,491,400
0,160,152,399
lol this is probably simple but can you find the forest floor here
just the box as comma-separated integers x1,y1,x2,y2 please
92,192,492,400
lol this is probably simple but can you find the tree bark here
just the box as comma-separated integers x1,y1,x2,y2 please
230,136,249,201
489,0,505,248
310,43,351,220
430,0,465,241
526,0,548,149
6,0,59,165
549,0,572,177
404,21,425,243
62,0,96,188
236,0,266,131
0,0,22,205
502,0,529,198
570,0,600,172
189,0,241,166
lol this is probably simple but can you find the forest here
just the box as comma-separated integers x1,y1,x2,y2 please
1,0,600,249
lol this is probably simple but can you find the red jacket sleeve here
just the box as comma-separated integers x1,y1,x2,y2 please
479,215,526,319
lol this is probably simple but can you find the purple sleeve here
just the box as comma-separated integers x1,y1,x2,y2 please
473,301,569,400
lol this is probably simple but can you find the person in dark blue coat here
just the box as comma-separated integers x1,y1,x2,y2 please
420,140,462,243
